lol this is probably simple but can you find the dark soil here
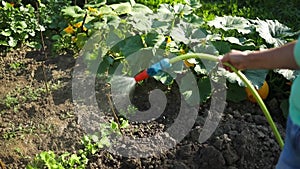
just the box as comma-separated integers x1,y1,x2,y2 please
0,47,286,169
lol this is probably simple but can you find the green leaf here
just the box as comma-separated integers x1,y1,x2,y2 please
113,35,144,56
109,2,132,15
192,43,219,56
0,40,8,46
179,72,200,105
131,3,153,14
207,16,252,34
51,35,61,40
185,0,202,8
280,99,289,119
243,69,268,88
110,121,118,130
84,0,106,8
8,37,17,47
198,76,211,103
274,69,299,80
76,33,88,48
221,69,267,88
252,19,295,47
211,41,231,55
69,154,80,165
18,21,27,29
99,136,111,148
62,6,84,18
99,6,116,15
171,20,206,44
144,32,165,47
173,4,193,16
226,81,246,102
127,13,153,32
120,118,129,128
157,4,174,14
1,29,11,36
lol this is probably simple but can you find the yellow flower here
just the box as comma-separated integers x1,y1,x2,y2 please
166,36,172,44
180,48,186,54
88,6,97,13
74,22,82,28
64,24,75,34
74,22,88,32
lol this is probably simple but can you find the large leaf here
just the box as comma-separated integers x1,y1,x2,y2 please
221,69,268,88
211,41,231,55
185,0,202,8
173,4,193,16
207,16,253,34
109,2,132,15
131,3,153,14
62,6,85,18
198,76,211,103
179,72,201,105
127,13,153,33
8,37,17,47
111,35,144,56
243,69,268,88
170,20,206,45
226,81,246,103
251,19,295,47
99,6,116,15
144,32,165,48
274,69,300,80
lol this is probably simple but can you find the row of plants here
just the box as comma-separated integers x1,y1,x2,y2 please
1,0,299,168
55,0,298,98
26,1,299,167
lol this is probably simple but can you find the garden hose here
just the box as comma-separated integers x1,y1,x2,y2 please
134,53,284,149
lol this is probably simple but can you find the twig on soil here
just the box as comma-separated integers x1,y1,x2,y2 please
107,94,124,135
0,159,6,169
35,2,50,96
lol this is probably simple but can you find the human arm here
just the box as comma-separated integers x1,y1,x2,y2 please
220,41,299,70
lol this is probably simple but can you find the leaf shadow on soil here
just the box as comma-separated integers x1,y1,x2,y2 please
25,50,75,105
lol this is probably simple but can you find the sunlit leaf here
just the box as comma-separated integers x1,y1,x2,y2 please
185,0,202,8
1,29,11,36
207,16,252,34
8,37,17,47
170,20,206,44
174,4,193,15
131,3,153,14
62,6,85,18
251,19,296,47
109,2,132,15
274,69,300,80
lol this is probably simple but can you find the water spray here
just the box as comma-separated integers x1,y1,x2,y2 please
131,53,284,149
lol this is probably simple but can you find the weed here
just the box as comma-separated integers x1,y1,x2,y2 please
3,93,19,108
9,61,23,70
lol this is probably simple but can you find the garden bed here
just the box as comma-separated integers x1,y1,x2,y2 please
0,47,286,168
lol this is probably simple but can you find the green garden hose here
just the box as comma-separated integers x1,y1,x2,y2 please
169,53,285,149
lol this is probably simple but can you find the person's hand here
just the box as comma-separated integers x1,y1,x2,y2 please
220,50,249,71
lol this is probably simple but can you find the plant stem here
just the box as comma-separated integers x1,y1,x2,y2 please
107,94,124,135
170,53,284,149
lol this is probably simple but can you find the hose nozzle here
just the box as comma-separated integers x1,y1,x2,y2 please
134,58,172,82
